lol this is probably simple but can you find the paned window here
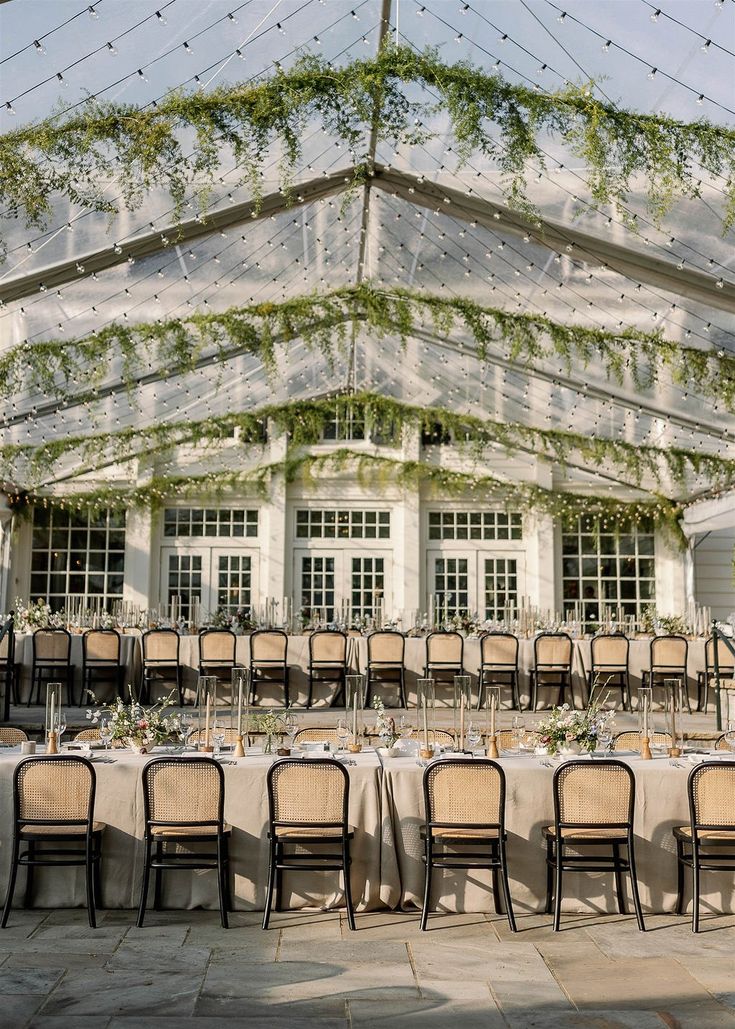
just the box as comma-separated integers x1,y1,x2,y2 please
428,511,522,541
163,508,258,538
216,554,252,614
301,556,335,621
434,557,469,617
295,509,390,539
166,555,202,620
483,558,518,620
562,516,656,631
351,557,385,618
30,507,126,609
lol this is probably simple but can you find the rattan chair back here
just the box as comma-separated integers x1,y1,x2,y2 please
0,627,12,662
535,633,572,669
268,758,348,827
689,762,735,829
293,726,340,745
650,635,687,672
613,730,672,751
368,631,405,664
310,630,347,663
591,634,629,670
143,629,179,664
715,733,733,752
0,727,27,744
251,629,288,663
705,636,734,674
189,726,241,745
143,757,224,830
199,629,236,664
83,629,120,664
15,755,95,826
424,758,505,829
426,631,463,665
495,728,540,751
554,759,633,828
480,632,518,667
33,628,71,663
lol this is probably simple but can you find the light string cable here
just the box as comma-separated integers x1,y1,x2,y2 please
0,1,107,66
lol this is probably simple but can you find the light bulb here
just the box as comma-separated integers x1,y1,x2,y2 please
137,69,147,80
183,41,192,53
650,8,660,20
155,10,166,23
648,67,657,79
33,39,46,54
88,4,98,17
106,42,117,54
557,10,566,22
697,94,705,105
701,38,711,51
602,39,611,51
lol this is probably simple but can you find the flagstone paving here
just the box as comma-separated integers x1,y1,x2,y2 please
0,909,732,1028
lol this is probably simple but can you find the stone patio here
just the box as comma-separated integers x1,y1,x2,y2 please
0,908,733,1028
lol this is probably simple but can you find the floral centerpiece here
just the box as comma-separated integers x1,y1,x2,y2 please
373,696,400,752
13,597,63,632
251,710,288,754
536,702,614,756
86,691,177,754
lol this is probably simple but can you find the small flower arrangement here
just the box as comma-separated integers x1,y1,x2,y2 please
536,701,615,756
373,696,400,748
86,691,177,753
251,710,288,753
13,597,63,632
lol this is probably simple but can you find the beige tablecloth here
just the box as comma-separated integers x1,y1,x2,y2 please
0,749,388,913
14,633,141,704
379,754,735,915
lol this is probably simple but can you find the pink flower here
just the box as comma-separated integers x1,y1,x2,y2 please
137,718,148,729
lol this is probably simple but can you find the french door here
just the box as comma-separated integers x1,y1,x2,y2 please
161,546,259,618
426,550,524,619
293,549,391,622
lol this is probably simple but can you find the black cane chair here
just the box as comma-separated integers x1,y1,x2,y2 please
82,628,124,703
697,636,735,713
1,755,105,929
544,759,645,932
641,635,691,713
0,614,19,719
308,629,347,708
28,628,74,706
250,629,289,706
674,760,735,932
365,630,406,708
588,633,630,710
478,632,520,710
531,632,574,711
142,628,183,705
137,757,231,929
263,758,355,930
421,758,516,932
424,631,464,703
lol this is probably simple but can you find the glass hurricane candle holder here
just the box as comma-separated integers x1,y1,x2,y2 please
453,675,471,752
197,675,218,752
417,678,436,757
484,685,501,757
346,674,364,743
638,686,653,759
663,678,684,756
230,668,249,756
45,682,62,753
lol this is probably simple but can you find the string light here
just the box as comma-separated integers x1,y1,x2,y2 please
155,10,167,23
33,40,46,54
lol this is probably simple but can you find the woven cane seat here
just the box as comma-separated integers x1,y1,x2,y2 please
0,728,28,744
150,822,232,837
673,825,735,842
273,825,355,839
20,821,105,835
543,825,628,840
421,825,500,840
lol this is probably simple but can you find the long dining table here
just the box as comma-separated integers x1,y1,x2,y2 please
0,744,732,917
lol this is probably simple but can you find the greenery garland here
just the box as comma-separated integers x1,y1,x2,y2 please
9,447,685,547
3,390,734,498
4,285,735,411
2,45,734,257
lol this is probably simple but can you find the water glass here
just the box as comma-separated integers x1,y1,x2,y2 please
466,721,482,753
336,718,349,754
512,715,525,754
213,721,226,756
98,714,112,751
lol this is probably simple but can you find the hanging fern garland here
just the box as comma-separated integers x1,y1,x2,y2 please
4,285,734,412
3,390,734,497
8,448,685,548
1,46,734,257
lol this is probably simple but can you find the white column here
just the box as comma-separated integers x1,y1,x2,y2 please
398,426,421,616
260,421,288,611
123,506,154,609
0,496,15,612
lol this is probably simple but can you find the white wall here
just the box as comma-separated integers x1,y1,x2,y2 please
693,528,735,619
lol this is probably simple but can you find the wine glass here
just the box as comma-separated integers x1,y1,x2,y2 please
283,712,298,751
597,725,613,758
178,712,194,751
512,715,525,754
213,721,226,756
54,710,67,748
336,718,349,755
466,721,482,753
398,715,413,741
98,714,112,751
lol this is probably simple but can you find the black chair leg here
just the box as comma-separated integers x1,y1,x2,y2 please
24,842,35,908
1,836,20,927
491,860,502,915
342,837,356,931
306,674,314,710
275,842,283,912
136,838,152,928
553,844,563,931
153,841,163,911
262,839,277,930
499,838,517,932
283,668,290,708
420,838,433,931
612,842,626,914
692,849,701,933
217,835,229,929
627,837,645,932
93,846,103,909
85,841,97,929
399,669,407,709
223,835,232,912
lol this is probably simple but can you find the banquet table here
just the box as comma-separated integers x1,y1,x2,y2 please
0,748,389,913
379,751,735,915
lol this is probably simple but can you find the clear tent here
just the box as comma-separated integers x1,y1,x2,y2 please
0,0,733,509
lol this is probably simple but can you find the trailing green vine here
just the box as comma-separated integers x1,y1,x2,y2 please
3,391,734,498
2,45,733,258
4,285,735,412
8,448,685,548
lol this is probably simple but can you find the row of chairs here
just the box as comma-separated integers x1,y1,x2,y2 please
2,753,732,934
2,627,731,713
